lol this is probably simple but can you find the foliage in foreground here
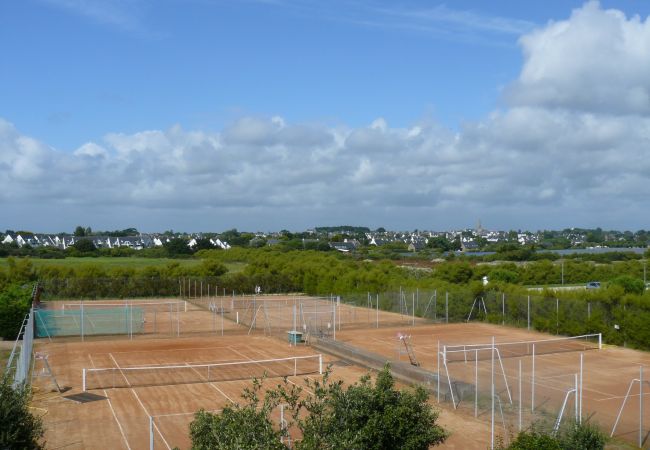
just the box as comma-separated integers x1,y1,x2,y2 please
189,378,285,450
189,366,447,450
0,283,32,340
499,421,607,450
0,376,44,449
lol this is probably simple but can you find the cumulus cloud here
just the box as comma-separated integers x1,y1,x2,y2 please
2,1,650,230
507,1,650,114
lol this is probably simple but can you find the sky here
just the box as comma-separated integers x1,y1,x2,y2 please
1,0,650,233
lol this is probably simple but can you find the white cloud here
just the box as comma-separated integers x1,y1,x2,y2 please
507,1,650,114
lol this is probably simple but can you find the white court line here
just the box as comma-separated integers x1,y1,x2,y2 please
234,346,315,396
130,389,172,450
594,391,650,402
107,344,242,356
88,354,132,450
183,362,235,404
109,353,172,450
109,353,132,388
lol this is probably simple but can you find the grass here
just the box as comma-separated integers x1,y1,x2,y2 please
0,257,247,273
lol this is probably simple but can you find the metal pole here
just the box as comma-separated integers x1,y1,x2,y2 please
527,296,531,331
475,349,478,417
434,289,437,320
491,336,495,450
333,296,336,340
579,353,583,424
502,293,505,325
376,294,379,328
437,340,441,403
412,293,415,326
640,365,644,448
221,299,224,336
81,300,84,342
556,298,559,334
445,292,448,323
518,359,522,431
149,416,154,450
532,344,535,412
575,373,579,422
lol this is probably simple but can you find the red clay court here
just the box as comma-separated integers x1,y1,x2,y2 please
28,295,650,449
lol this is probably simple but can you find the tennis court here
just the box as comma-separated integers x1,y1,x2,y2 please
28,296,650,449
335,322,650,447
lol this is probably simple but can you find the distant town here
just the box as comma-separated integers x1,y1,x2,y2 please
2,223,649,254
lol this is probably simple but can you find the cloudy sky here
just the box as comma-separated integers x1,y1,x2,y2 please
1,1,650,232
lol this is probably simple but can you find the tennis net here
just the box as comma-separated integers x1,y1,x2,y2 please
83,354,323,391
63,301,187,313
442,333,601,363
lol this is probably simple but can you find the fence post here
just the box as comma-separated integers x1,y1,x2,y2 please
532,344,536,412
527,296,530,331
445,292,448,323
150,415,154,450
639,366,643,448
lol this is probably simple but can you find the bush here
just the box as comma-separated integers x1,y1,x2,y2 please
188,366,447,450
0,376,44,449
189,377,286,450
0,284,32,340
499,421,606,450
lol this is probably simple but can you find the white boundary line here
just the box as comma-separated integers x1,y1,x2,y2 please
109,353,132,388
183,362,235,404
130,389,172,450
88,354,131,450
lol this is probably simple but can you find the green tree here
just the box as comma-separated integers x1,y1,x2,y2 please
73,225,86,237
189,378,286,450
72,238,96,254
282,366,447,450
0,376,45,449
609,275,645,295
0,284,32,339
164,238,193,256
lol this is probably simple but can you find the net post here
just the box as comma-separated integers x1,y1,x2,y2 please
318,354,323,374
82,368,86,392
598,333,602,350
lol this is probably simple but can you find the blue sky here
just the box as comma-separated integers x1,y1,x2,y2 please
2,1,650,232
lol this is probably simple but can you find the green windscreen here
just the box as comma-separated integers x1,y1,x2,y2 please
35,307,145,337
